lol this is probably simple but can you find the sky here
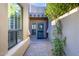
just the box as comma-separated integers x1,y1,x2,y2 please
31,3,46,7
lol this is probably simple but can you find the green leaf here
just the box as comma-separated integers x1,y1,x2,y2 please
45,3,79,20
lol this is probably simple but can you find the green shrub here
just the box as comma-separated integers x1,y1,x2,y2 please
52,38,65,56
56,20,62,35
52,20,66,56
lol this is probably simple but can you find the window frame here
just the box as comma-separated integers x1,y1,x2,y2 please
31,23,37,35
8,3,23,49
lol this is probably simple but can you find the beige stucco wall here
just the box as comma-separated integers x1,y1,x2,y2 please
61,9,79,56
47,20,56,41
49,7,79,56
0,3,30,56
5,3,30,56
0,3,8,56
22,4,30,39
48,7,79,56
5,37,30,56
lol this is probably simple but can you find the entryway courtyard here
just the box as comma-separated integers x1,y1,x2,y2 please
23,3,52,56
24,38,52,56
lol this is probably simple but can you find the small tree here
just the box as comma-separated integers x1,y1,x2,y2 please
45,3,79,20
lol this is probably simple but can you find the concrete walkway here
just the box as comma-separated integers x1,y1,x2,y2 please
24,38,52,56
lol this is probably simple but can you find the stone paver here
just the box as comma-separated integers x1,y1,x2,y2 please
24,38,52,56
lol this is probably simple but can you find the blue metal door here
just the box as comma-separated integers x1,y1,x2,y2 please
37,23,44,39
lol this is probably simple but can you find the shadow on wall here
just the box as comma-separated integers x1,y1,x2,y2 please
47,20,56,41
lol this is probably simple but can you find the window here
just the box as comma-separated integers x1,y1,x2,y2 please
8,4,23,49
38,23,44,30
31,23,36,35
